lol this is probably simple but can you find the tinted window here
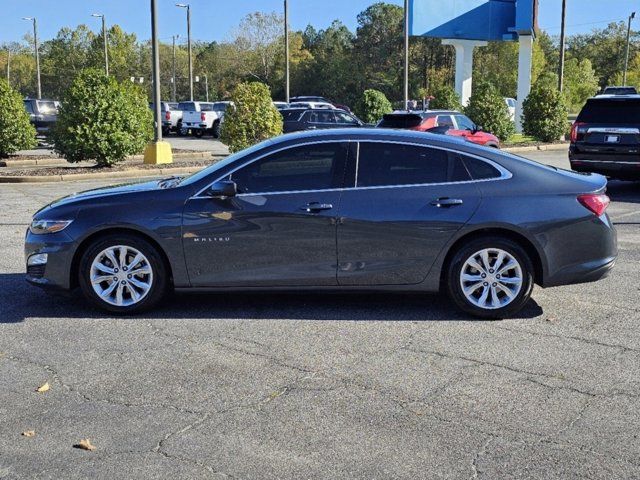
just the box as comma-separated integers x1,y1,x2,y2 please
281,110,305,121
603,87,637,95
306,111,335,123
231,143,348,194
212,102,229,112
167,103,179,110
357,143,456,187
24,101,34,114
200,103,215,112
455,115,476,131
436,115,455,127
461,155,502,180
335,112,358,125
577,99,640,124
37,101,58,114
178,102,197,111
378,114,426,129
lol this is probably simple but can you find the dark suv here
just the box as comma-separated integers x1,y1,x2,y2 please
282,108,365,133
23,98,60,134
570,95,640,180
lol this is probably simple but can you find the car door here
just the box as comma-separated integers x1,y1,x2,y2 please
336,141,482,286
453,114,482,142
182,142,349,287
306,110,338,130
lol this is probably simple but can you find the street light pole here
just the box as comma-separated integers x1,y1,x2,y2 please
172,34,179,102
624,12,636,86
91,14,109,76
204,74,209,102
5,49,9,85
558,0,567,92
284,0,290,103
404,0,409,110
23,17,41,99
176,4,193,101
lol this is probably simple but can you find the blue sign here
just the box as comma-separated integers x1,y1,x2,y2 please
409,0,537,41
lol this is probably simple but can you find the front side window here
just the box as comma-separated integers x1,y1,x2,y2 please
231,143,348,194
436,115,455,127
455,115,476,131
306,111,335,124
335,112,358,125
357,143,453,187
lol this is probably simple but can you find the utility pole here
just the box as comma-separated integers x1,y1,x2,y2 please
204,74,209,102
22,17,41,99
5,49,9,85
284,0,290,103
404,0,409,110
91,14,109,76
172,34,179,102
624,12,636,86
558,0,567,92
176,4,193,101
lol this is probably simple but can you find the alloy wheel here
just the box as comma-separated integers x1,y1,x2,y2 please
89,245,154,307
459,248,523,310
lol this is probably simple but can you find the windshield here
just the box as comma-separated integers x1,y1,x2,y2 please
578,99,640,123
212,102,229,112
178,102,197,111
37,101,58,114
178,139,275,187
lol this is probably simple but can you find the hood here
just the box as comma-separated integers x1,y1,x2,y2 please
45,179,163,211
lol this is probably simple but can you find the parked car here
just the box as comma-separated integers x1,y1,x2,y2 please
150,102,183,136
288,101,337,110
181,101,231,138
570,94,640,180
505,97,516,121
291,96,352,113
23,98,60,134
25,128,616,319
377,111,500,148
282,108,365,133
599,86,638,96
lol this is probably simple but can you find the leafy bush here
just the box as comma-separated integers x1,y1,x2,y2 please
51,69,152,167
522,83,569,143
429,84,462,111
464,82,514,142
220,82,283,153
0,79,36,157
357,89,393,124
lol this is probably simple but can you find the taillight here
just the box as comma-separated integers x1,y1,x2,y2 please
570,122,587,142
165,111,171,120
201,112,206,122
578,193,610,216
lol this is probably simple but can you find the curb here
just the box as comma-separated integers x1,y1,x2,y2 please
0,166,204,183
503,144,568,153
0,151,218,168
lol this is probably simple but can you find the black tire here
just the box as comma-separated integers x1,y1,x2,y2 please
162,126,170,136
212,121,221,139
446,236,534,319
194,129,204,138
78,233,168,315
177,120,184,136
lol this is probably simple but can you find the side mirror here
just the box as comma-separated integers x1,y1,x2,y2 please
206,180,237,199
474,125,483,133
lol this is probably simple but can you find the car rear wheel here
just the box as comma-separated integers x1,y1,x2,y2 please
446,237,534,319
194,129,204,138
78,234,168,314
212,121,221,139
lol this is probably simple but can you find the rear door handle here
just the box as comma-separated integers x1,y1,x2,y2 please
430,198,464,208
301,202,333,213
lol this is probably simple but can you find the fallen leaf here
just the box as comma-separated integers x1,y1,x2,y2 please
545,317,557,323
36,382,50,393
74,439,96,452
22,430,36,437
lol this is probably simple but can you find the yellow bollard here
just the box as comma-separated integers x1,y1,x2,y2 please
143,141,173,165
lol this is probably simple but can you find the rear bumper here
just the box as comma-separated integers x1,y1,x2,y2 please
543,255,616,288
569,150,640,179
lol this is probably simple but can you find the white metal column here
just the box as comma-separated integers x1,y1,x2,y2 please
442,39,487,106
516,35,533,133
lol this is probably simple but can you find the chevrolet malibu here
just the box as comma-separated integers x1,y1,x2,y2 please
25,129,617,319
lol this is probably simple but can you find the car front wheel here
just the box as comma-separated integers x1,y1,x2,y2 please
78,234,168,314
446,237,534,319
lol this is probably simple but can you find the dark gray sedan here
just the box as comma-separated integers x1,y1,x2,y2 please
25,129,617,318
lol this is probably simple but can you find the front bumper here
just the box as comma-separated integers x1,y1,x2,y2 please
25,228,77,291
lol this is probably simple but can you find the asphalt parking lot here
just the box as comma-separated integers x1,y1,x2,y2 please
0,149,639,479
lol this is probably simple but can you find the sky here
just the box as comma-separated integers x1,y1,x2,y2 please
0,0,638,45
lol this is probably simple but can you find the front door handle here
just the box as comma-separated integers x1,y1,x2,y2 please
301,202,333,213
430,198,464,208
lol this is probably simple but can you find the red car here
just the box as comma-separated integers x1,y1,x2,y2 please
377,111,500,148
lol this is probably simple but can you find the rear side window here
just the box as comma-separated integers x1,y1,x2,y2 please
460,155,502,180
357,143,468,187
281,110,304,121
577,99,640,124
378,114,425,129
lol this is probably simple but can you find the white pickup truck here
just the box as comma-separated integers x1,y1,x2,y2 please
180,101,232,138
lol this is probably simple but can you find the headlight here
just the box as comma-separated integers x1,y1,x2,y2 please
29,219,73,235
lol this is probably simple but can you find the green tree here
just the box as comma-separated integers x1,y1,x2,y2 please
51,69,152,166
220,82,282,153
0,78,36,157
357,89,392,124
563,58,599,113
429,84,462,110
522,84,568,143
464,82,514,142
